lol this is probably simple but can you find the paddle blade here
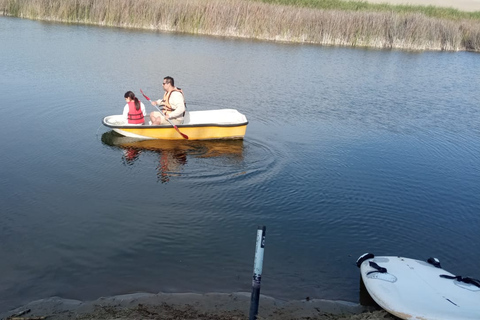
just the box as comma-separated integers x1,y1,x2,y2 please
140,89,150,101
174,126,189,139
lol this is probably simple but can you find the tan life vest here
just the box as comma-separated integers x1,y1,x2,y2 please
162,88,185,115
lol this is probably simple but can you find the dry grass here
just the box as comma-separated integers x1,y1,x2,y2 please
1,0,479,51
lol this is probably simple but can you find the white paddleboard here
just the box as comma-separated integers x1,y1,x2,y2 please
356,254,480,320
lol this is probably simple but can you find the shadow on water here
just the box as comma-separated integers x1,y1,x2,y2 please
358,276,379,308
101,131,245,183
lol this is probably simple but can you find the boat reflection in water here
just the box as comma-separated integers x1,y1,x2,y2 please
101,131,244,183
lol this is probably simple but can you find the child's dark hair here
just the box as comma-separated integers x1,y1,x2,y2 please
124,91,141,110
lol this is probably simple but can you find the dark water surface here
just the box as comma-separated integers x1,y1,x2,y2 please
1,17,479,312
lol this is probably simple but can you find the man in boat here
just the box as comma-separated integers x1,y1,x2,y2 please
149,76,186,125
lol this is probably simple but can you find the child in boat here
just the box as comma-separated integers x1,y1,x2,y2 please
123,91,146,125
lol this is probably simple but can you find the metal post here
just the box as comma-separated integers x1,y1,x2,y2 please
249,226,266,320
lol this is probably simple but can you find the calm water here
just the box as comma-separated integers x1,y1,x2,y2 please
1,17,479,313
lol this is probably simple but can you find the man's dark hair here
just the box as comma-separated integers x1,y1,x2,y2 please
164,76,174,86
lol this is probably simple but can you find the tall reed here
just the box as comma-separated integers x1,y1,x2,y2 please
1,0,479,51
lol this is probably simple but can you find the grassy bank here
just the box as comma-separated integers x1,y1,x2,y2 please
258,0,480,20
1,0,479,51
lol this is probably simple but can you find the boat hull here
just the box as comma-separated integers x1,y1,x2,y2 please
103,109,248,140
112,124,247,140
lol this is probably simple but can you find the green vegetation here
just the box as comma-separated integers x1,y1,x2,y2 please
1,0,479,52
256,0,480,20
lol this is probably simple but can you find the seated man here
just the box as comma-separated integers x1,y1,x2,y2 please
149,76,185,125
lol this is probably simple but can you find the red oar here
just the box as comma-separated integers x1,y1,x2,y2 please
140,89,188,139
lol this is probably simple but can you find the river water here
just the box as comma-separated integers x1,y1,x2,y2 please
1,16,479,313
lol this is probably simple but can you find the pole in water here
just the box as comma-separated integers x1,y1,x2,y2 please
249,225,266,320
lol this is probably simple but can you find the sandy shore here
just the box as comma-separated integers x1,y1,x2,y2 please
363,0,480,11
1,292,398,320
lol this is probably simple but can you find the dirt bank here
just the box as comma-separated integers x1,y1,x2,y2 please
2,292,398,320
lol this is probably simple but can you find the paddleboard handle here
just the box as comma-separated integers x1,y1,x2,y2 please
367,261,388,275
440,274,480,288
356,253,375,268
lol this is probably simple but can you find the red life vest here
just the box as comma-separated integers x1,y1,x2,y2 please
128,101,144,124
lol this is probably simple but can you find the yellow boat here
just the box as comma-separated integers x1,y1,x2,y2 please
102,109,248,140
